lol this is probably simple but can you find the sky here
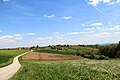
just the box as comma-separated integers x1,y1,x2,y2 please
0,0,120,48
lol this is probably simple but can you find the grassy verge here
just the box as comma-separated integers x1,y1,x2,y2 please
0,50,28,68
11,58,120,80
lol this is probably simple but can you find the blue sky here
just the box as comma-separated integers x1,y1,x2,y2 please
0,0,120,48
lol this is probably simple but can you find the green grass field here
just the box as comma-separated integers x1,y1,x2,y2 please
0,50,28,68
37,46,98,55
11,58,120,80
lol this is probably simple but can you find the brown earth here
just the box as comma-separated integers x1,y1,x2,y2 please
23,52,84,60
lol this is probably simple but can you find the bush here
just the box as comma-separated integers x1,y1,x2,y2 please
89,54,95,59
82,54,91,58
98,44,118,58
97,55,110,60
75,49,80,56
116,50,120,58
50,46,56,49
94,55,100,60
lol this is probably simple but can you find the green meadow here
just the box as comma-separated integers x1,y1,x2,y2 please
0,50,28,68
11,58,120,80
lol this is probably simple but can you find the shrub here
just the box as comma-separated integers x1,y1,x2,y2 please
97,55,110,60
50,46,56,49
98,44,118,58
89,54,95,59
116,50,120,58
75,49,80,56
82,54,91,58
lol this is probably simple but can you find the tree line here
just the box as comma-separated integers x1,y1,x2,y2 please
98,41,120,58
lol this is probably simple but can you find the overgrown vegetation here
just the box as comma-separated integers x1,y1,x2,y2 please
98,41,120,58
11,58,120,80
0,50,28,68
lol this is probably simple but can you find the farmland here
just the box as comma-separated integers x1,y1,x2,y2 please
36,45,98,56
0,50,28,68
1,45,120,80
11,45,120,80
35,45,110,60
11,58,120,80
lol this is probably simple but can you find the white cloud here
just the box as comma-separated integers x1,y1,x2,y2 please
87,31,120,39
69,31,119,44
85,27,100,31
88,0,111,6
26,33,36,36
81,24,85,27
100,25,120,31
62,16,72,20
52,32,64,37
0,35,14,39
3,0,10,2
87,0,120,6
44,14,54,18
14,37,22,40
108,0,120,5
85,27,96,31
0,35,22,44
109,25,120,30
14,34,23,37
29,36,70,46
90,22,103,27
37,37,52,41
67,31,94,35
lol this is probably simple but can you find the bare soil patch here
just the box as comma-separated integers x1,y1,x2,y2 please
23,52,84,60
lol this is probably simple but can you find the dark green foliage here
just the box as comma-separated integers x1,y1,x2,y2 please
97,55,110,60
75,49,80,56
98,41,120,58
90,54,95,59
116,50,120,58
78,44,100,49
50,46,56,49
36,45,39,48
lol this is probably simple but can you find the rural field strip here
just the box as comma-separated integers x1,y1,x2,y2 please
0,51,29,80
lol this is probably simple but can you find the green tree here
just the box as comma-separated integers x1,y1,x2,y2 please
75,49,80,56
36,45,39,48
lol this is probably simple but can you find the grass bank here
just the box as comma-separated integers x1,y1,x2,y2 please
0,50,28,68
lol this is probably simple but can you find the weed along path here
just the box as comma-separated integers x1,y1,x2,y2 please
0,52,29,80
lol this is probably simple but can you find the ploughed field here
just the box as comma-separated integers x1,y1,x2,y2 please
23,52,84,60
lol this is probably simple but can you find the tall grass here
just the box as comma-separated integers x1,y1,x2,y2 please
11,59,120,80
0,50,28,68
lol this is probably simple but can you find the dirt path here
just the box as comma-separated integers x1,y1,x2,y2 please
0,52,29,80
